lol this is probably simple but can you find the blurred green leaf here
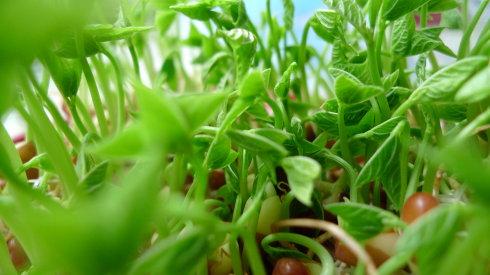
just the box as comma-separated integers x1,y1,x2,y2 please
280,156,321,206
326,202,405,241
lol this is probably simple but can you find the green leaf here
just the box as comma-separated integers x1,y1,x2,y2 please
130,229,213,274
409,31,442,56
239,70,266,100
249,128,292,144
227,129,288,157
282,0,295,30
326,0,366,33
312,111,339,136
85,24,153,42
274,62,297,99
335,75,384,105
455,65,490,103
434,103,467,121
396,204,464,272
434,140,490,205
355,116,405,141
355,122,405,188
382,70,400,90
414,56,488,102
80,161,108,194
326,202,405,241
90,124,146,158
221,28,257,76
174,92,227,130
42,52,82,97
155,10,177,35
391,15,416,56
207,134,235,169
170,2,214,21
280,156,321,206
309,10,342,43
384,0,432,21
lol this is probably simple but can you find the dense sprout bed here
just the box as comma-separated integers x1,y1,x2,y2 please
0,0,489,274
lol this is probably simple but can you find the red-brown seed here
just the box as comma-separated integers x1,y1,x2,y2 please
17,142,38,180
272,258,309,275
401,192,439,224
334,239,357,266
7,238,29,269
208,170,226,190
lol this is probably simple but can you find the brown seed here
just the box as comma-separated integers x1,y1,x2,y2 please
334,239,357,266
17,142,38,180
208,170,226,190
272,258,309,275
7,238,29,269
401,192,439,224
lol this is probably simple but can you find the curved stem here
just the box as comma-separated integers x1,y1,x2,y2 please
273,219,378,275
262,232,335,275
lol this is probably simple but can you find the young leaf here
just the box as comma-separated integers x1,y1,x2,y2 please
85,25,153,42
227,129,288,157
383,0,432,21
391,15,415,56
326,0,366,34
455,65,490,103
326,202,405,241
312,111,339,136
354,116,405,141
206,134,236,169
170,2,214,21
355,122,405,188
274,62,297,99
309,10,342,43
221,28,257,76
335,75,384,105
80,161,108,194
414,56,488,102
282,0,295,30
239,70,266,100
409,31,442,56
42,52,82,98
174,92,227,130
280,156,321,206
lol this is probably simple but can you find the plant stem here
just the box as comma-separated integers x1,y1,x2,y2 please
101,47,126,132
67,97,89,135
27,69,81,149
299,21,311,101
19,74,79,197
458,0,489,58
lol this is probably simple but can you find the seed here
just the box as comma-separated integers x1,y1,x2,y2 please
7,238,29,269
401,192,439,224
272,258,309,275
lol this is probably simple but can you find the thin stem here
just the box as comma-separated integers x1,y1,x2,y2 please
19,74,79,197
273,219,378,275
262,232,335,275
76,33,109,136
299,21,311,101
67,97,89,135
101,47,126,132
458,0,489,58
27,69,81,149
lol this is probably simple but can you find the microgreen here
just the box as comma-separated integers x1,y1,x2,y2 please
0,0,489,274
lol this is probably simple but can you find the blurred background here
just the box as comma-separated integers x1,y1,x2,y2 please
3,0,489,137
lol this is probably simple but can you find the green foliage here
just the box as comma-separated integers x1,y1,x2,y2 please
1,0,490,274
